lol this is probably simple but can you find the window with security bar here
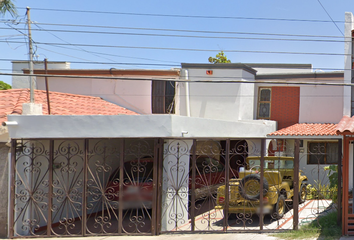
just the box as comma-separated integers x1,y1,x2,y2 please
307,141,338,164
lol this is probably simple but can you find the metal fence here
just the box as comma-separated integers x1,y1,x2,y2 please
9,138,340,237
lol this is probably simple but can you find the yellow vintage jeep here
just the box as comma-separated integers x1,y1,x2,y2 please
215,156,308,219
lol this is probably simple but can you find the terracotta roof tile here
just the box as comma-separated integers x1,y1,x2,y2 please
336,115,354,134
268,123,338,136
0,89,138,123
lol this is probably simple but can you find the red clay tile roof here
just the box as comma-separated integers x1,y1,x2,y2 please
336,115,354,134
0,89,138,123
268,123,338,136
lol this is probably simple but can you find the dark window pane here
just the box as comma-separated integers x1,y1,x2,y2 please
308,142,325,164
260,89,271,101
259,103,270,118
165,81,175,113
308,154,325,164
326,142,338,164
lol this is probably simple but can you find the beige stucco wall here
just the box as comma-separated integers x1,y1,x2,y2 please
35,76,152,114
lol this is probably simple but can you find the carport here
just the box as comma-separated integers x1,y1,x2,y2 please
5,114,339,237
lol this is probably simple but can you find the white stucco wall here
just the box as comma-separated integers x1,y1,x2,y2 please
177,67,256,121
6,115,277,139
299,85,344,123
12,61,70,89
35,76,152,114
183,81,254,121
344,12,353,117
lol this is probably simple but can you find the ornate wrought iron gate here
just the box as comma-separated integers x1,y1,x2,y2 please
10,137,339,237
159,139,301,233
10,138,158,237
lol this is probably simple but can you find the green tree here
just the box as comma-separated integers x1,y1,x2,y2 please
0,81,11,90
208,51,231,64
0,0,17,17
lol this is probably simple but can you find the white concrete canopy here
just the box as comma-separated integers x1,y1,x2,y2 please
6,115,276,139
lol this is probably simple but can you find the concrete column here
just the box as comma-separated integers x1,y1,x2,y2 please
22,103,42,115
344,12,353,116
161,139,192,231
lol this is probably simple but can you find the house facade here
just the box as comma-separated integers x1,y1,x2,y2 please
4,59,348,237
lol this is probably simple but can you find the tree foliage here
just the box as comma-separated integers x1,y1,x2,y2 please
0,0,17,17
208,51,231,64
0,81,11,90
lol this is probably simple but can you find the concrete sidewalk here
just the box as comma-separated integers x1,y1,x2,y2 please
340,237,354,240
18,233,279,240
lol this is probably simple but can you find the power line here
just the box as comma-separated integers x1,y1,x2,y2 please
317,0,344,36
33,23,120,65
17,7,345,23
1,57,352,71
1,21,344,39
0,40,348,56
0,72,349,87
0,26,345,43
36,45,180,64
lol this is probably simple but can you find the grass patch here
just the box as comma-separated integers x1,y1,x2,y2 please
272,210,341,240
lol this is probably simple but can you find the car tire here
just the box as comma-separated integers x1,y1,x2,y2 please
273,195,286,220
238,174,269,201
299,184,307,204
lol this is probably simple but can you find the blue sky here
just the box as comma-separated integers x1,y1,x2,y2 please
0,0,352,85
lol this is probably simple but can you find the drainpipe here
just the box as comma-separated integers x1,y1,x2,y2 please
184,69,191,117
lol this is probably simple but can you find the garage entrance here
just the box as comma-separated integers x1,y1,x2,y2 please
10,139,157,237
9,138,338,237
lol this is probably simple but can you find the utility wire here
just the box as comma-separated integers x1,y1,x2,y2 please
0,34,23,38
0,40,347,56
3,22,185,65
37,44,180,64
0,26,347,43
16,7,345,23
1,21,344,39
317,0,344,36
2,23,185,65
0,57,351,71
0,72,348,86
33,22,119,64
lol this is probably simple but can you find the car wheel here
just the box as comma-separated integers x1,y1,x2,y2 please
299,184,307,204
273,195,286,220
238,174,269,201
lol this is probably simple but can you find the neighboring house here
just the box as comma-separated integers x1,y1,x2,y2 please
11,61,70,89
17,66,180,114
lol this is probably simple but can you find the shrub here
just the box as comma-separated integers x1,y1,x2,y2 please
306,181,337,201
